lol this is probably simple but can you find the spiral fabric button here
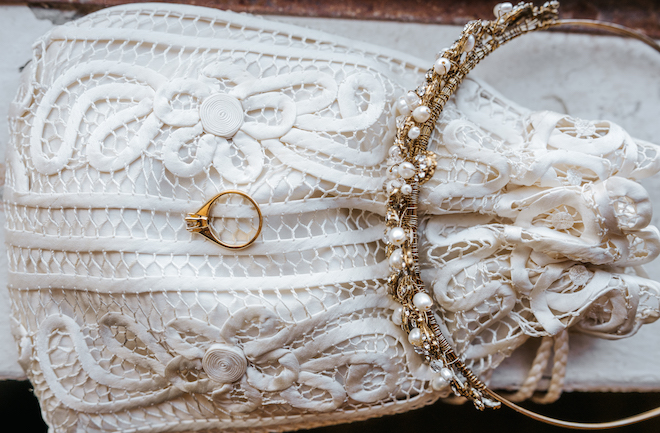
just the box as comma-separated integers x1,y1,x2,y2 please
202,344,248,383
200,93,244,138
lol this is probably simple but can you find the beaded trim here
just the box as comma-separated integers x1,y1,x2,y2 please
384,1,562,410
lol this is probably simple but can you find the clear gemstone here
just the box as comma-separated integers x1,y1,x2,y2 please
429,359,445,372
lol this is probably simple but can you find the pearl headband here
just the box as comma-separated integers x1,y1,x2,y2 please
384,1,660,428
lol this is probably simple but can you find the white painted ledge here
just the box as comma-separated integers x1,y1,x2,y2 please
1,5,660,392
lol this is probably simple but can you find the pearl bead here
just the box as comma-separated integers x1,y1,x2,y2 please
412,105,431,123
440,367,453,382
413,292,433,311
400,183,412,195
398,162,416,179
431,375,450,391
395,97,410,115
389,145,402,159
464,34,475,52
405,91,420,107
388,227,407,245
408,328,423,346
494,2,513,17
433,58,451,75
408,126,421,139
392,306,403,326
389,248,404,270
385,179,402,194
387,165,399,179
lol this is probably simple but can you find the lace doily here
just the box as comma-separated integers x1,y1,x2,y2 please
5,3,660,432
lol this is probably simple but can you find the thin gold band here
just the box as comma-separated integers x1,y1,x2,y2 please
487,389,660,430
550,19,660,55
185,190,263,249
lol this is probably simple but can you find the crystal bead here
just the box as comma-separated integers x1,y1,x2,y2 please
429,359,444,372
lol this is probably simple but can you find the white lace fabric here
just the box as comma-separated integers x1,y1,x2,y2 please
5,3,660,432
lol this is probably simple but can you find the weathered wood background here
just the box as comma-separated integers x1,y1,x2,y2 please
1,0,660,38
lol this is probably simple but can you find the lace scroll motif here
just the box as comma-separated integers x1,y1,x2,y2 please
6,4,660,433
420,81,660,373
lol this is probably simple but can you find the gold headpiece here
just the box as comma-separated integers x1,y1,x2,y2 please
384,1,660,428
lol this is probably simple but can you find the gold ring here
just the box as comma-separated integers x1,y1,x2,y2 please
185,190,263,249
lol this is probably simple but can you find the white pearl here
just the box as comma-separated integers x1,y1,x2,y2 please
400,183,413,195
431,375,450,391
408,328,423,346
465,34,475,52
440,367,453,382
413,292,433,311
389,145,402,159
395,98,410,115
392,306,403,326
398,162,416,179
433,58,451,75
385,179,402,194
389,248,404,270
412,105,431,123
387,165,399,179
388,227,407,245
405,91,420,107
408,126,421,139
494,2,513,17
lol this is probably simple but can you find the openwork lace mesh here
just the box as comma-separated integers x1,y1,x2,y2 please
6,5,438,432
6,4,660,432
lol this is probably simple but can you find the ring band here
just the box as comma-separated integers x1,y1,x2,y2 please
185,190,263,249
